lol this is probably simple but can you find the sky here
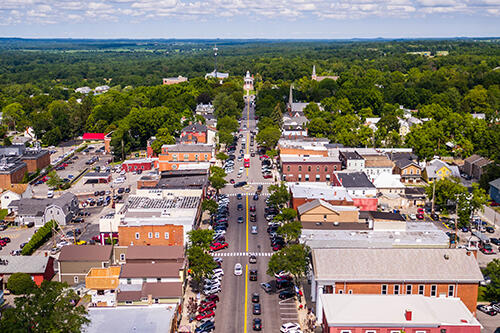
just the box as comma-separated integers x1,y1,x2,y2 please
0,0,499,39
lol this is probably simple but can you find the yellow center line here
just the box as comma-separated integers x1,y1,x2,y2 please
243,264,249,333
245,194,249,252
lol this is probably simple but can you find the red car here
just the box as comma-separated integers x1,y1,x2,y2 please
417,208,424,214
204,294,220,303
0,240,6,247
198,301,217,312
416,214,424,220
195,310,215,321
263,174,272,179
272,243,283,251
250,205,256,212
230,179,235,184
210,242,228,251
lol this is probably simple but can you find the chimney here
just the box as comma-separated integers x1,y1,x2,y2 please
405,310,412,321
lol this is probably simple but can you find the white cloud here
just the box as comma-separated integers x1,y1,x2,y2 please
0,0,499,26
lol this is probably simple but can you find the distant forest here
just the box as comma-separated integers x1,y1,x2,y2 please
0,39,499,183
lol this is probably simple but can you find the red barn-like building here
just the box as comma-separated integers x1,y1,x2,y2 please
0,255,55,288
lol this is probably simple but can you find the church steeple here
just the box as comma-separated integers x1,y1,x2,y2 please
312,65,317,80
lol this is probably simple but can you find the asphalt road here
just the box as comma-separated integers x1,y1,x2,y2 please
214,96,286,333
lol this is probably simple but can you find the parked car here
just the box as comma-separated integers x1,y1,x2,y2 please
251,293,260,303
490,238,500,245
260,282,273,293
195,310,215,321
480,242,495,254
279,289,295,300
210,242,228,251
486,226,495,233
253,303,261,315
477,304,497,316
280,322,301,333
198,301,217,313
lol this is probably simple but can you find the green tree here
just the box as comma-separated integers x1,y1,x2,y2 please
256,126,281,150
151,128,175,155
216,116,239,133
216,152,229,161
267,244,310,285
2,102,26,131
201,199,218,215
188,229,215,250
6,272,36,295
0,281,89,333
277,220,302,243
46,170,63,189
426,177,465,212
483,259,500,301
274,208,297,223
3,136,12,146
213,93,239,119
268,182,291,207
186,246,218,286
218,130,234,146
210,165,227,178
209,175,227,194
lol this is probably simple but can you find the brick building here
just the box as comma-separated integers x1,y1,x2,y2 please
21,149,50,173
311,248,483,322
121,159,154,173
320,294,481,333
156,144,214,171
0,157,28,191
118,225,184,247
280,155,342,182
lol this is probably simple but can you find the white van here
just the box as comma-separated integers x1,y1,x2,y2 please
47,190,54,198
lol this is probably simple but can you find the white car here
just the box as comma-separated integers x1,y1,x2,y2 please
203,285,221,295
251,226,258,234
234,263,243,276
409,214,417,220
280,322,301,333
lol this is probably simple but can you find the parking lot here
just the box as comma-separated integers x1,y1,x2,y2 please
0,226,37,255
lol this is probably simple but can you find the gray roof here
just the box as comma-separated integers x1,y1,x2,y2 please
182,123,207,133
425,159,460,179
340,151,363,160
86,306,175,333
10,192,77,216
0,255,52,274
312,248,483,282
336,172,375,189
59,245,112,262
393,158,419,169
490,177,500,190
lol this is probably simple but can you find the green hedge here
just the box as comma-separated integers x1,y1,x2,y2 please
21,220,58,255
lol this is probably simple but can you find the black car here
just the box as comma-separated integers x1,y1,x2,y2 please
251,293,259,303
430,213,439,221
195,320,215,333
490,238,500,245
234,181,247,188
279,289,295,300
252,318,262,331
125,188,130,193
253,194,259,201
250,270,258,281
486,226,495,233
237,204,243,211
253,303,261,315
276,280,293,290
256,185,263,193
237,193,243,200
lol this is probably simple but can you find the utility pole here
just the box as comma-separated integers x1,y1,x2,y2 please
213,44,218,79
431,179,436,214
453,194,459,248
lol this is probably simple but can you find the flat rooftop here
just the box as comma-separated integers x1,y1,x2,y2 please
280,154,340,163
288,183,353,202
122,195,200,212
86,305,175,333
301,222,450,249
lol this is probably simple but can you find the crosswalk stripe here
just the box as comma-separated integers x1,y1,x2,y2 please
211,252,274,257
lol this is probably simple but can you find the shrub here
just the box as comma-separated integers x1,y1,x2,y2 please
21,220,58,255
7,272,36,295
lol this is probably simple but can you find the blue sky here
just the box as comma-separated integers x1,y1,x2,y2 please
0,0,499,38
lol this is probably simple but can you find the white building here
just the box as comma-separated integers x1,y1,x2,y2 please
243,71,254,91
1,184,32,209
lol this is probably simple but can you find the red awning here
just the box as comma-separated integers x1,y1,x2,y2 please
82,133,106,140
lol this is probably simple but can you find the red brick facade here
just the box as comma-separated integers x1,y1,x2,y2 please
282,161,342,182
118,225,184,247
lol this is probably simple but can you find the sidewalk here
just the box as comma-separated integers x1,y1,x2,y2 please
178,277,201,333
296,280,321,333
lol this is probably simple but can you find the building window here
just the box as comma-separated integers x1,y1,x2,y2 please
406,285,412,294
157,278,161,282
164,232,169,239
410,169,413,175
305,174,310,181
394,285,400,295
172,154,177,161
73,276,79,283
195,154,199,161
348,290,353,294
298,166,302,172
183,154,189,160
365,331,376,333
324,285,333,294
334,165,337,171
381,285,388,295
308,166,311,172
431,285,437,296
172,164,177,170
127,278,131,285
287,166,290,172
326,174,330,181
125,301,132,304
324,166,328,172
418,285,425,295
340,331,351,333
135,232,140,240
316,166,320,172
338,290,343,294
316,175,320,181
148,232,153,239
204,154,208,161
143,278,147,283
298,174,302,181
155,232,160,238
120,253,125,261
448,285,454,297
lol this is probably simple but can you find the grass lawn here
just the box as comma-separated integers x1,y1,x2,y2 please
0,209,8,220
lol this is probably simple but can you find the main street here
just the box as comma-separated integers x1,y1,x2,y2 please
214,96,289,333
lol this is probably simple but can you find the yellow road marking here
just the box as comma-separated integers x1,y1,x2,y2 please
244,264,249,333
245,194,249,252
